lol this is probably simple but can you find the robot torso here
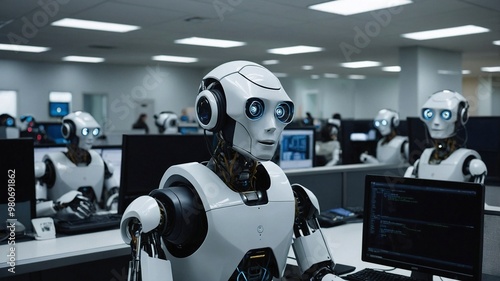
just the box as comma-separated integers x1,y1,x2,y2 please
44,150,105,201
417,148,480,182
158,161,296,281
376,135,408,164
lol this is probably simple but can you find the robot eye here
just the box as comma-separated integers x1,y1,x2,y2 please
92,128,100,136
422,108,434,120
245,98,265,120
81,128,89,136
381,120,388,126
275,101,294,124
374,120,380,127
440,110,452,120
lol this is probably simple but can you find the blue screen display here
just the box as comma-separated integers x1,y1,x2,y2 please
49,102,69,117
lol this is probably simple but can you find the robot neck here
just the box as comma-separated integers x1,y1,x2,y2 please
66,144,91,165
381,130,397,145
212,136,259,193
431,137,459,163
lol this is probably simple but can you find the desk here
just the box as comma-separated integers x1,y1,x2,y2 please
0,229,128,278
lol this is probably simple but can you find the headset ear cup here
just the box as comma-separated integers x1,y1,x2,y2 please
460,102,469,125
195,88,225,132
61,121,74,139
392,113,400,127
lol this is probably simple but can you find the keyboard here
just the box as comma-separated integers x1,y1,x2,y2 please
55,213,122,234
342,268,417,281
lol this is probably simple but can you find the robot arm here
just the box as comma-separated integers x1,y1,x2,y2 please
467,158,487,184
103,161,120,211
360,152,379,164
404,159,419,178
325,143,341,166
291,184,336,281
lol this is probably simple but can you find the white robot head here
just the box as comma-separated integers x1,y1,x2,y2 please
61,111,101,150
154,111,178,134
195,61,294,161
373,109,399,136
420,90,469,139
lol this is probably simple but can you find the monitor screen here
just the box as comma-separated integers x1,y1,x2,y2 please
39,122,68,144
49,102,70,117
0,138,36,235
362,175,484,280
118,134,213,214
278,127,315,170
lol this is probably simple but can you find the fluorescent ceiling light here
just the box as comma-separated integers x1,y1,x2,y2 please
311,75,320,79
62,56,104,63
0,43,50,53
324,73,339,78
267,45,323,55
174,37,246,48
462,70,471,75
341,61,381,68
309,0,412,16
152,55,198,63
481,66,500,72
51,18,140,33
262,59,279,65
302,65,314,70
273,72,288,78
348,74,366,80
401,25,489,40
382,66,401,72
493,40,500,46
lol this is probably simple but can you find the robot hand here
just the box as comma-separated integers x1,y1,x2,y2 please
54,190,95,219
469,159,487,184
105,187,119,211
360,152,379,164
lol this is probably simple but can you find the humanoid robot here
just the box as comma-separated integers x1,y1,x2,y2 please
316,118,341,166
154,111,179,134
35,111,119,219
404,90,487,183
360,109,409,165
120,61,337,281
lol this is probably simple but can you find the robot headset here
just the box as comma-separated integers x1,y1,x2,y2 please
195,80,227,132
61,119,76,139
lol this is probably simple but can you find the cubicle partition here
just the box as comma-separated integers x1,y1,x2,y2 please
285,163,407,211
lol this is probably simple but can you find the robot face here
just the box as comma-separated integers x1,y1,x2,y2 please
420,90,464,139
373,109,397,136
64,111,101,150
214,62,294,161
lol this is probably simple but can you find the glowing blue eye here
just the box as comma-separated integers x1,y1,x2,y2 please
440,110,452,120
381,120,388,126
82,128,89,136
245,98,264,120
422,108,434,120
374,121,380,127
276,102,294,123
92,128,100,136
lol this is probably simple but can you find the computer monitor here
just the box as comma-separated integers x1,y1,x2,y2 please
277,127,315,170
0,138,36,236
38,122,68,144
49,102,70,117
118,134,213,214
362,175,484,280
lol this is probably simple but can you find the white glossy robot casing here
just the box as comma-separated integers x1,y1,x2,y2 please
155,112,179,134
62,111,101,150
420,90,467,139
373,109,399,137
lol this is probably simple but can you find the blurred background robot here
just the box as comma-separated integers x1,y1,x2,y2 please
154,111,178,134
360,109,409,165
316,118,341,166
35,111,119,219
405,90,487,184
120,61,337,281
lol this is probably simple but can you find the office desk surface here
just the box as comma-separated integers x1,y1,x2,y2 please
0,229,128,277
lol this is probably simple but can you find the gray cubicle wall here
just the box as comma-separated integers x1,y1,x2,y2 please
285,163,407,211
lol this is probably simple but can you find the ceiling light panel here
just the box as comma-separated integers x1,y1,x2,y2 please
267,45,324,55
174,37,246,48
382,66,401,72
51,18,140,33
309,0,413,16
481,66,500,72
62,56,104,63
0,43,50,53
341,61,381,68
152,55,198,63
402,25,489,40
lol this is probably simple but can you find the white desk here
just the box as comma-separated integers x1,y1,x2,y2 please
0,229,128,278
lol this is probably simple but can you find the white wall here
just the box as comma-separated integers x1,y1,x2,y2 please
0,59,204,132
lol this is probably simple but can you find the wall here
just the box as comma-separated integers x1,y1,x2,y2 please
0,59,204,132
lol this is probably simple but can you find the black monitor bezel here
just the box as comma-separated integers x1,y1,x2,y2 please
362,175,484,280
277,126,316,170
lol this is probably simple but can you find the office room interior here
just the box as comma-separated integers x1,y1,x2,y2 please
1,0,500,280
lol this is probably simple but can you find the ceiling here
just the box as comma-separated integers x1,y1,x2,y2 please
0,0,499,78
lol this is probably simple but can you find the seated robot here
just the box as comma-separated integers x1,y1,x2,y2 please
404,90,487,183
120,61,337,281
316,118,341,166
35,111,119,219
360,109,409,165
154,111,179,134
